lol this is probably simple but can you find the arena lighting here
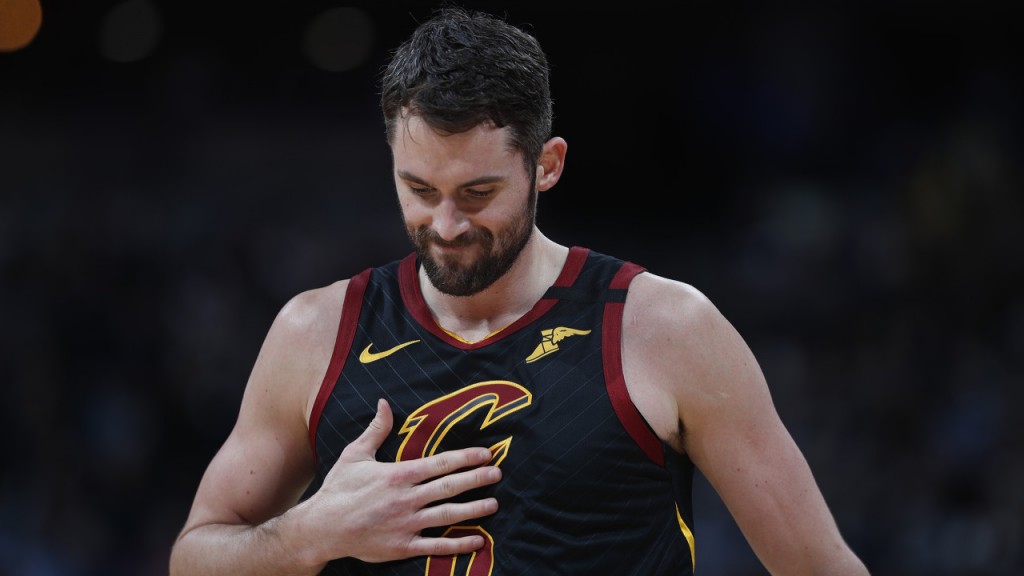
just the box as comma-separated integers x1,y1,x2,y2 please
0,0,43,52
303,6,375,72
98,0,162,63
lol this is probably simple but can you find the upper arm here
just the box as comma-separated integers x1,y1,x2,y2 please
623,275,862,574
177,281,347,534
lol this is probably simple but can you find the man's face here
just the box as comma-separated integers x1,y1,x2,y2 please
391,115,536,296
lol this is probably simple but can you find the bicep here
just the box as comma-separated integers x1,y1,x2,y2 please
678,309,847,572
627,276,854,572
179,287,340,533
690,398,840,571
183,413,314,530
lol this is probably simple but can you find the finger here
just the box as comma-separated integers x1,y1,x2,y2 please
414,497,500,531
404,533,488,559
339,399,393,462
367,398,394,437
404,447,497,486
413,461,502,506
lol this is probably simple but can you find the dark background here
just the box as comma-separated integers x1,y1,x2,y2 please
2,1,1021,574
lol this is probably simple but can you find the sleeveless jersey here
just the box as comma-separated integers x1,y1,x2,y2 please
308,246,696,575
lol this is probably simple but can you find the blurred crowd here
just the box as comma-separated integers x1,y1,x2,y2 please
1,2,1021,575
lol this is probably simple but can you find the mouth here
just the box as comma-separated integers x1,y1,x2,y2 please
429,231,479,250
414,226,490,263
430,239,476,261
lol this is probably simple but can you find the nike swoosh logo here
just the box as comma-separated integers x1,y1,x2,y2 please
358,340,421,363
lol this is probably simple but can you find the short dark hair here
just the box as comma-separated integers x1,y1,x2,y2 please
380,6,553,174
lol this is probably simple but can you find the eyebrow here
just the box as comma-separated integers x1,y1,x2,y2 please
397,170,505,189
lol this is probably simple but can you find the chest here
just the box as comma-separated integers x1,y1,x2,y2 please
334,294,613,460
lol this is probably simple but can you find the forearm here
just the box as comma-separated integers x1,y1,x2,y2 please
831,553,871,576
768,550,870,576
169,511,325,576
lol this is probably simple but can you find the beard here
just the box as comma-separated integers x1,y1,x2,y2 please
409,187,536,297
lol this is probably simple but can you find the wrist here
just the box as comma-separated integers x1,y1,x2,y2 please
267,502,328,572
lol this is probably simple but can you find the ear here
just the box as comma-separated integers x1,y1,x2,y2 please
535,137,567,192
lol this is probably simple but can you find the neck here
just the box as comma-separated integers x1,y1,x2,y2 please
420,231,568,343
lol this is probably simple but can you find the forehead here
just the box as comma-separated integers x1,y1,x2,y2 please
391,115,521,181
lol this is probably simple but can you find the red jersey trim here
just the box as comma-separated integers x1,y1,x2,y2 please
603,262,664,465
308,268,371,462
396,246,591,349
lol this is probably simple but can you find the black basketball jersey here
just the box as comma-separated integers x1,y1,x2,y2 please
309,246,696,575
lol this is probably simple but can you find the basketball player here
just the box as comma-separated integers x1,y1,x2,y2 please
170,7,870,575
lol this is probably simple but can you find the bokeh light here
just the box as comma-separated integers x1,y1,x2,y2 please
0,0,43,52
303,6,375,72
98,0,162,63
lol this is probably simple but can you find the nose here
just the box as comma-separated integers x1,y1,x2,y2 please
432,196,470,241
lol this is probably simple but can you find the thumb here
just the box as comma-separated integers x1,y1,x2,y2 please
338,398,393,463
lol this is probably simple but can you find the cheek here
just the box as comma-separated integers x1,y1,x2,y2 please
398,202,435,236
396,195,420,220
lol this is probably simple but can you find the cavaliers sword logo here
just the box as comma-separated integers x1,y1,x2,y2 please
524,326,592,363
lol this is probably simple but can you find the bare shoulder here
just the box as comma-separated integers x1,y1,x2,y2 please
253,279,351,420
273,279,349,341
623,272,719,331
623,272,738,369
622,272,767,450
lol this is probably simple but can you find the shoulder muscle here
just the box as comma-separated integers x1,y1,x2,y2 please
622,272,771,454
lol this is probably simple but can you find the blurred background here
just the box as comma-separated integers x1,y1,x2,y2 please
1,1,1021,574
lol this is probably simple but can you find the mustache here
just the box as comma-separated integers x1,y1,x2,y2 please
413,227,491,247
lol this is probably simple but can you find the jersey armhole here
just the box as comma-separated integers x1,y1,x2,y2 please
602,262,665,466
307,269,371,463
